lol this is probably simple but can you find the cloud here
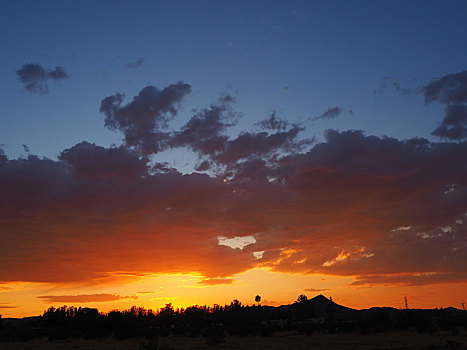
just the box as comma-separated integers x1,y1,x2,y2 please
379,70,467,141
16,63,69,94
168,95,237,156
0,303,18,309
37,294,138,303
420,70,467,140
312,106,342,121
432,104,467,140
126,58,145,68
198,278,234,286
1,82,467,288
168,97,308,169
256,110,290,131
350,272,467,287
424,70,467,105
1,129,465,286
218,235,256,250
100,82,192,155
212,126,308,166
59,141,147,179
303,288,330,292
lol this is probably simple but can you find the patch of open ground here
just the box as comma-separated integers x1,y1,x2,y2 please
1,331,466,350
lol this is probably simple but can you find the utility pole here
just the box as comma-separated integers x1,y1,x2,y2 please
404,296,409,310
461,302,465,311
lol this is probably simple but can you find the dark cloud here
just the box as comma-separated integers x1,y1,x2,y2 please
47,66,68,80
100,82,192,155
213,126,308,165
168,97,307,169
2,129,465,286
0,148,7,165
0,303,18,309
16,63,69,94
194,160,213,172
422,70,467,140
256,130,467,285
168,95,237,156
432,104,467,140
151,162,178,174
99,86,306,170
126,58,145,68
59,141,147,179
424,70,467,105
1,81,467,288
256,110,290,131
37,294,138,303
377,70,467,141
312,106,342,121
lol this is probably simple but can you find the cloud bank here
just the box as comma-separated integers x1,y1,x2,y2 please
1,75,466,288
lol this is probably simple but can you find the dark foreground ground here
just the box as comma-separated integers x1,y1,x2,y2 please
1,331,467,350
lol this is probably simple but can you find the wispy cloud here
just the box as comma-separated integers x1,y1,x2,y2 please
312,106,343,121
303,288,330,292
37,294,138,303
16,63,69,94
198,278,234,286
125,57,145,68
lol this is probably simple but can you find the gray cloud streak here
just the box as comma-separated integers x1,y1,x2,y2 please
16,63,69,94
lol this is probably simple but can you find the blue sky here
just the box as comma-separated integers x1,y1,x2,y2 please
1,0,466,161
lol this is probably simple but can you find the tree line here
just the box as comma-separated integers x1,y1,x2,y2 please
0,295,465,343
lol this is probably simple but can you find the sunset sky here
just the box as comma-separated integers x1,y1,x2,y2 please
1,0,467,318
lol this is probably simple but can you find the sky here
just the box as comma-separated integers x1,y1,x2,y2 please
1,0,467,317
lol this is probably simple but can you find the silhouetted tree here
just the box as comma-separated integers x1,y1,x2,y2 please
229,299,242,310
255,295,261,305
294,294,312,322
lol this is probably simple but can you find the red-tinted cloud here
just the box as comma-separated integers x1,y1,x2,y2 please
1,81,467,288
198,278,235,286
37,294,138,303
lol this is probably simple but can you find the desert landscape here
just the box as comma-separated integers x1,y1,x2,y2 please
1,331,466,350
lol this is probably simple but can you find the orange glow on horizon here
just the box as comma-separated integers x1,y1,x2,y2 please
1,269,466,318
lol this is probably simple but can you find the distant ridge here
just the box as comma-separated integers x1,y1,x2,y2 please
272,294,463,320
3,295,464,321
280,294,360,320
